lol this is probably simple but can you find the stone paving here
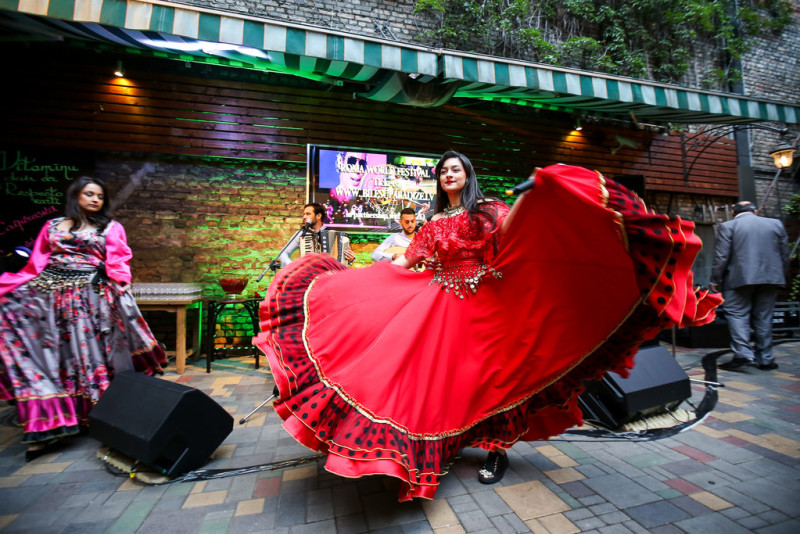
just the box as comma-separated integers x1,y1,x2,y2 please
0,341,798,533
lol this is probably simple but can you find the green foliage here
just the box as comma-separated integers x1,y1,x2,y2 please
413,0,792,86
785,194,800,301
784,194,800,217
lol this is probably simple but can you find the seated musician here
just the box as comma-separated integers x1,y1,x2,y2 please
279,203,356,267
371,208,418,262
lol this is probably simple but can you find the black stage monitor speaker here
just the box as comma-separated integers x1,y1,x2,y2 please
578,345,691,429
89,372,234,476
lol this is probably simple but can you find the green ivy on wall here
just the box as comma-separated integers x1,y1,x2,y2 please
413,0,791,87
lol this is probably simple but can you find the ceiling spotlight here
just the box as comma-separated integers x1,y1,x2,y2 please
114,60,125,78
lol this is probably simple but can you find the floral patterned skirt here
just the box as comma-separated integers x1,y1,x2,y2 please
0,267,165,444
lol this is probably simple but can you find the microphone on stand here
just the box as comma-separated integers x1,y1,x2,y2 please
256,260,281,282
504,177,536,196
257,218,314,283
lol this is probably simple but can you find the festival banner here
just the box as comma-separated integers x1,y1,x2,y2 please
308,145,438,232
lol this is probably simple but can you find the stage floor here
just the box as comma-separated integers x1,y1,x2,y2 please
1,343,798,533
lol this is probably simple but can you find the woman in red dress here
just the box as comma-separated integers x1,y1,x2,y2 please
254,151,720,501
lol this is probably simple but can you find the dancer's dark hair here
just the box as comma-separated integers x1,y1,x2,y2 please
64,176,113,233
433,150,486,214
433,151,503,234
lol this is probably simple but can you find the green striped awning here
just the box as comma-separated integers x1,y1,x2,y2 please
443,54,798,124
2,0,798,124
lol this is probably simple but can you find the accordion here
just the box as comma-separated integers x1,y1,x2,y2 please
300,229,352,265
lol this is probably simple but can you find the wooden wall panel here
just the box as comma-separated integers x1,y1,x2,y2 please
1,46,739,197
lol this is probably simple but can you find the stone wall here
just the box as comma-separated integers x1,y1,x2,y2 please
110,1,800,348
743,0,800,297
741,3,800,219
178,0,433,43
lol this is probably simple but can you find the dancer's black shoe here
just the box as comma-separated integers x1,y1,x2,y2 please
478,451,509,484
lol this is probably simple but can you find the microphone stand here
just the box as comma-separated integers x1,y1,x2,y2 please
248,231,306,423
256,226,306,283
247,222,315,423
239,386,279,424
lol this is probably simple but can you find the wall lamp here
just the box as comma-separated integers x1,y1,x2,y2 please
759,134,799,212
769,144,796,169
114,60,125,78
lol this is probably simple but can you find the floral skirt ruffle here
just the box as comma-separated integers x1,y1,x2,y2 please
254,165,721,501
0,270,165,444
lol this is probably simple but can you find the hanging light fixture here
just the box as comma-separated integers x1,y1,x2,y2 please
769,144,795,169
759,139,799,212
114,60,125,78
573,118,583,132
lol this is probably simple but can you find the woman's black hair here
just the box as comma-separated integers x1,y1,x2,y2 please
64,176,113,233
433,150,502,234
433,150,485,214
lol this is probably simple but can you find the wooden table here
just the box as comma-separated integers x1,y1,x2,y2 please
136,297,203,374
204,297,261,373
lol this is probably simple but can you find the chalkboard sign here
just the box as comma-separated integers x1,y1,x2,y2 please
0,147,93,254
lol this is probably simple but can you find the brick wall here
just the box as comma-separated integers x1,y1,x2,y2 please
97,152,388,351
99,154,305,287
100,154,302,351
118,2,800,329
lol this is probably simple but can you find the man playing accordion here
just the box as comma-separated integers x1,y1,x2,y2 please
278,203,356,267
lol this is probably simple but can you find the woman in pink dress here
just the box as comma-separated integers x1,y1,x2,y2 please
0,177,165,460
254,151,720,501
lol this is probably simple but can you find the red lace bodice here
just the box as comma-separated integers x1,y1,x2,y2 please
405,201,510,264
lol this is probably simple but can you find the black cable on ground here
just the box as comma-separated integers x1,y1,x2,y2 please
103,453,325,485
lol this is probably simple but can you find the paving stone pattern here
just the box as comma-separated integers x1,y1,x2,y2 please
0,343,798,533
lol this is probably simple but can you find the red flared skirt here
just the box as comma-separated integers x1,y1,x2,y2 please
253,165,720,501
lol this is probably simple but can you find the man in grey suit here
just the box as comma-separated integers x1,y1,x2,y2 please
711,201,789,370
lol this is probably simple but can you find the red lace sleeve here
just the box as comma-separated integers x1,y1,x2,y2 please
470,201,509,262
490,201,510,230
405,220,435,260
405,201,510,263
